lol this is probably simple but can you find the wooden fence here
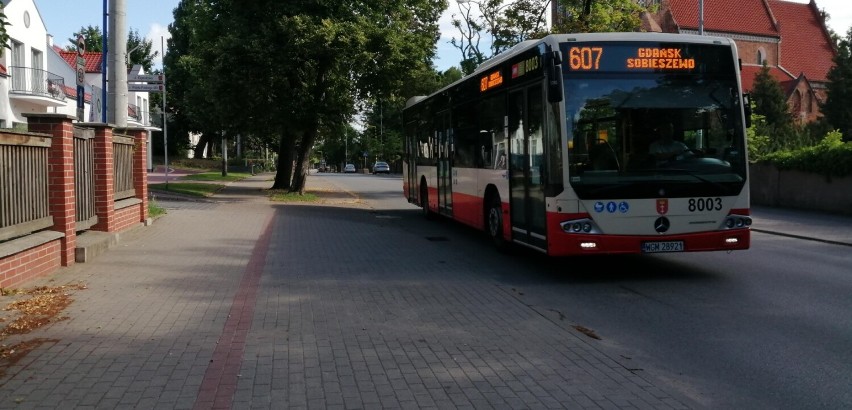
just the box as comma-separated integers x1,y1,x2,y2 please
74,127,97,231
0,132,53,242
113,135,136,200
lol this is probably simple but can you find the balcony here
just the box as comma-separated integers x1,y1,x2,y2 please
9,66,67,106
127,104,153,126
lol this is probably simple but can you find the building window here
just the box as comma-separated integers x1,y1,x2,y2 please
757,48,766,65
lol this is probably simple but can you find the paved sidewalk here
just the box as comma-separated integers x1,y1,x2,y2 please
0,172,849,409
750,205,852,246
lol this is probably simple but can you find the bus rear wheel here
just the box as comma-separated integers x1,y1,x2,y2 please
487,195,508,252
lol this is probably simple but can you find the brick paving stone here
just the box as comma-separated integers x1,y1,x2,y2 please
0,173,718,409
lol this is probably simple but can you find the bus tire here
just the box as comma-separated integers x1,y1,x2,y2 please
420,181,432,220
487,195,509,252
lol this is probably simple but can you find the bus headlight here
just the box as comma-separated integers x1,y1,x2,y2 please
561,218,601,235
723,215,752,230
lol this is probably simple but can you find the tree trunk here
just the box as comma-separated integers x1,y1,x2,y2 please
290,127,317,194
271,130,295,190
193,134,211,158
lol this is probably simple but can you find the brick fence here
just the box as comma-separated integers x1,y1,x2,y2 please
0,114,149,288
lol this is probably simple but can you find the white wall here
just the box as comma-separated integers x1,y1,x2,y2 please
2,0,50,126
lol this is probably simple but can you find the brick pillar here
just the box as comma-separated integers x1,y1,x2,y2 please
117,127,149,222
90,124,116,232
22,113,77,266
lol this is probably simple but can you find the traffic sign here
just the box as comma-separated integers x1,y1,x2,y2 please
76,34,85,56
128,73,164,83
76,86,85,109
128,83,165,92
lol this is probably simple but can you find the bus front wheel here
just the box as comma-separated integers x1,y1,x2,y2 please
420,183,432,220
487,195,508,252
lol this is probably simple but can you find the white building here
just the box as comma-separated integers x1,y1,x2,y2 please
0,0,155,130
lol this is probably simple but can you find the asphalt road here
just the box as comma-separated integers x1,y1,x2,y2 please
323,171,852,410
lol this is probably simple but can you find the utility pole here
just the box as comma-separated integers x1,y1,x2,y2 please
102,0,108,122
108,0,128,126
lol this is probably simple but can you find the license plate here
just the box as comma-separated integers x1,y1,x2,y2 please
642,241,684,253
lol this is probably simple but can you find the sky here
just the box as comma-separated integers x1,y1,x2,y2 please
37,0,175,68
36,0,852,72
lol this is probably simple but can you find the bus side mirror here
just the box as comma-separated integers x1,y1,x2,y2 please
742,93,752,128
547,51,563,104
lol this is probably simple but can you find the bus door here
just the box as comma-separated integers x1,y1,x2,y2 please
508,86,547,250
404,124,418,203
437,111,453,215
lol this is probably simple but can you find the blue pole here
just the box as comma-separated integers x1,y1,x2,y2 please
102,0,108,122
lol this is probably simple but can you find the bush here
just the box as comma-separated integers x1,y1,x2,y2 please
759,131,852,179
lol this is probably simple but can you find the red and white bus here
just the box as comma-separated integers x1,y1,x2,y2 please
402,32,752,256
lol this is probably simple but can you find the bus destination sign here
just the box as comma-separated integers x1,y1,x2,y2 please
567,45,696,72
480,70,504,92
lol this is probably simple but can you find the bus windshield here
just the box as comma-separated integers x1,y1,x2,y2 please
562,42,748,199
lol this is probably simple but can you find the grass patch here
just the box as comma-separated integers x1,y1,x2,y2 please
148,199,167,217
149,182,225,197
269,190,319,202
182,172,251,182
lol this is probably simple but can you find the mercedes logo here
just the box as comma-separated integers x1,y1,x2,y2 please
654,217,670,233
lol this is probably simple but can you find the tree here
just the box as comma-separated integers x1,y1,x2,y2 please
449,0,647,74
127,29,157,72
166,0,444,192
450,0,551,74
751,64,798,150
64,26,156,71
67,26,104,52
550,0,646,34
0,7,10,50
163,0,211,160
822,28,852,141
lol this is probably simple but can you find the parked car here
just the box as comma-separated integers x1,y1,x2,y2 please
344,164,356,173
372,161,390,174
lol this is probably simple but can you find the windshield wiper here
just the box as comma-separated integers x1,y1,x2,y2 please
644,168,729,191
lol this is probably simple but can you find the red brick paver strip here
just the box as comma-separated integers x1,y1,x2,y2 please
194,213,275,410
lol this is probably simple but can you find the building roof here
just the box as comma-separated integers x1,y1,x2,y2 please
667,0,778,37
58,50,104,73
769,0,835,82
740,65,797,94
665,0,836,87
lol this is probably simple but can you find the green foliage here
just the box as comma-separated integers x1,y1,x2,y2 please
551,0,646,34
746,122,771,163
0,9,10,51
821,27,852,141
127,29,157,72
751,64,794,131
148,182,225,197
166,158,219,170
67,26,104,52
450,0,552,74
63,26,156,71
148,199,166,218
268,191,319,202
760,131,852,178
182,172,250,182
166,0,444,192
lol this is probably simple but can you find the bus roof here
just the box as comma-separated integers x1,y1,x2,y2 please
406,32,737,110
